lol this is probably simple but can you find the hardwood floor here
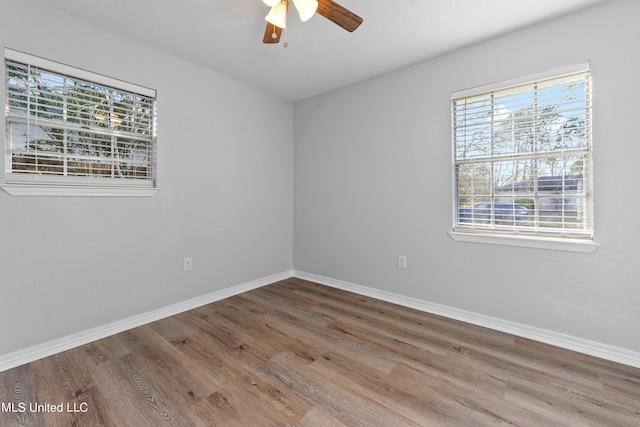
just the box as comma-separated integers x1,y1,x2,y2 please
1,277,639,426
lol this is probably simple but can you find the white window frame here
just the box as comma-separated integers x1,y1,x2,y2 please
2,48,158,197
449,63,598,253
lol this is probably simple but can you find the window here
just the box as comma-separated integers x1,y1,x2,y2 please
451,63,595,250
3,49,157,196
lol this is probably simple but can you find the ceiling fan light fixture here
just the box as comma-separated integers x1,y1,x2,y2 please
262,0,280,7
265,2,287,29
262,0,362,45
293,0,318,22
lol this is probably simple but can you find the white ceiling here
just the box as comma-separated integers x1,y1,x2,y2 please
36,0,607,101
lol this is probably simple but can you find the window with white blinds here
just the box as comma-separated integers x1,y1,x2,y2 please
452,64,593,241
4,49,157,194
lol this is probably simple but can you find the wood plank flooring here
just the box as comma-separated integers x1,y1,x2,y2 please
1,277,639,426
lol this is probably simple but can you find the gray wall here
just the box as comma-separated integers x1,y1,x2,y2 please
294,0,640,353
0,0,293,356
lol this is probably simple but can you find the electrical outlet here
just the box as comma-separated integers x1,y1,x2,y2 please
398,254,407,269
183,257,193,272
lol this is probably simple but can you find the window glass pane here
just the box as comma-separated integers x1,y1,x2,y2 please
456,162,492,200
454,99,492,160
116,137,151,178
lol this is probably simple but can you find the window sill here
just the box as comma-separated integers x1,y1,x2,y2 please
448,231,599,253
1,184,158,197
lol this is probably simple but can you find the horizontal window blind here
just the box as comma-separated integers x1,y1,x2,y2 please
452,64,593,239
5,51,156,188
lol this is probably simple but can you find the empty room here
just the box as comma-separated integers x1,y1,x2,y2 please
1,0,639,425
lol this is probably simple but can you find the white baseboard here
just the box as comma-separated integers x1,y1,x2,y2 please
293,270,640,369
0,270,294,373
4,269,639,372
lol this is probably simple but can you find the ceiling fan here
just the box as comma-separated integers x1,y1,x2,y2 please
261,0,363,45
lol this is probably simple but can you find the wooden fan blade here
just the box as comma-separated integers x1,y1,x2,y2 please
263,0,288,44
317,0,363,32
263,22,283,44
